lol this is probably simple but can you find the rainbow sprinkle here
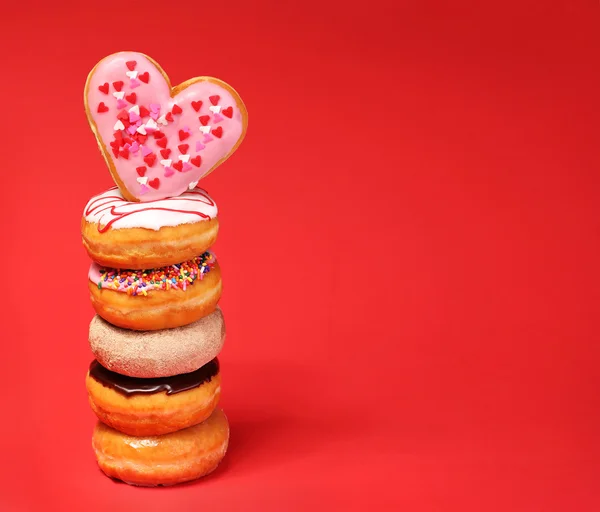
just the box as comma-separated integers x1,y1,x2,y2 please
97,252,214,296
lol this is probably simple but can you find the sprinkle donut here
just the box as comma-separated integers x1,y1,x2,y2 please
88,252,222,331
92,408,229,486
86,359,221,436
82,187,219,269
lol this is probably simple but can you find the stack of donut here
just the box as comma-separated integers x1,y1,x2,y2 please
81,51,247,486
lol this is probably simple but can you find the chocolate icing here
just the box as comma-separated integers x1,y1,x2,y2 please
89,358,219,396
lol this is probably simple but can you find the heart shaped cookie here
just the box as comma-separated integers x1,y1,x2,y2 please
85,52,248,202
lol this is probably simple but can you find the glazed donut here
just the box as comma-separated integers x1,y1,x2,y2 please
86,359,221,436
92,408,229,486
89,307,225,378
88,251,222,331
82,187,219,269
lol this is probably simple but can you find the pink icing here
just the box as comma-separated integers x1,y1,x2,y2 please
87,51,246,202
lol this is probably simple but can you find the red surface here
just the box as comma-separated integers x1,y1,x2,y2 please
1,1,599,510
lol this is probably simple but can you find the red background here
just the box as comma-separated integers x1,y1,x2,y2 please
1,0,599,510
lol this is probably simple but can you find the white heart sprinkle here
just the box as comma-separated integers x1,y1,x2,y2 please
125,70,138,79
128,105,140,114
160,159,172,167
113,120,125,130
199,125,211,134
113,91,125,100
136,125,147,135
209,105,222,114
137,177,148,185
157,115,168,126
179,154,191,162
145,119,158,130
188,181,198,190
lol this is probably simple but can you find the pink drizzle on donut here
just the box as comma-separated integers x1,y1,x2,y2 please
84,186,217,233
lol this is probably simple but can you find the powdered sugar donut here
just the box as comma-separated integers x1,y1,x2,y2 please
82,186,219,269
88,252,222,331
89,307,225,378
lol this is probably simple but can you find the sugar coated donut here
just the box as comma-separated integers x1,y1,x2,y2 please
82,187,219,269
86,359,221,436
89,307,225,378
92,408,229,486
88,251,222,330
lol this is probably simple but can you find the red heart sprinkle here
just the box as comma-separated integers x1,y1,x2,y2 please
148,178,160,189
117,110,129,121
138,72,150,83
144,154,157,167
172,161,183,172
110,140,119,149
160,148,171,158
222,106,233,118
139,106,150,118
97,102,108,113
112,147,120,158
153,131,165,139
156,137,168,148
199,115,210,126
178,144,189,154
113,81,124,92
126,61,137,71
119,148,130,159
209,95,220,105
125,93,137,104
171,104,183,115
212,126,223,138
165,112,174,122
190,155,202,167
192,101,203,112
136,166,146,177
178,129,190,141
98,83,109,94
135,134,148,144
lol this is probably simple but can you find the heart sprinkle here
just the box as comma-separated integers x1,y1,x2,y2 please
222,106,233,118
160,149,172,159
141,145,152,157
130,79,141,89
136,176,148,185
116,99,128,109
113,81,124,91
199,115,210,126
98,83,109,94
212,126,223,138
178,144,189,153
136,166,147,177
171,104,183,115
209,95,220,105
192,100,203,112
165,112,174,122
188,181,198,190
179,154,191,162
172,161,183,172
125,70,138,79
182,162,193,172
178,129,190,141
113,91,125,100
144,154,157,167
191,155,202,167
156,137,168,149
160,159,172,167
148,178,160,189
97,102,108,113
195,141,205,151
199,125,211,134
125,93,137,104
139,106,150,118
138,71,150,83
209,105,222,114
114,120,125,130
164,167,175,177
126,60,137,70
213,113,224,123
